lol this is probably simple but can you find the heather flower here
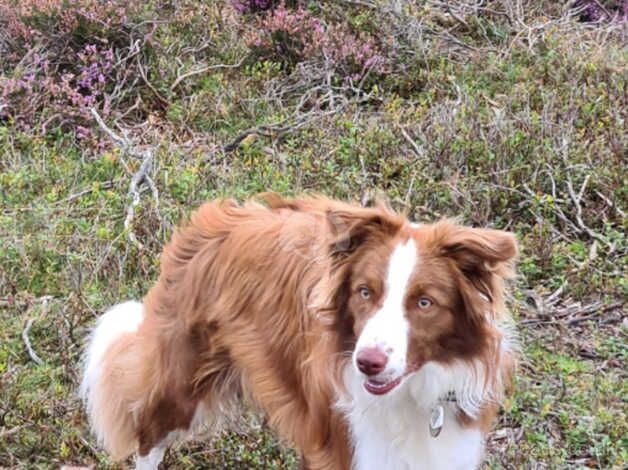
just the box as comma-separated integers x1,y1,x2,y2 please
246,3,387,80
0,0,140,148
7,0,129,35
576,0,628,22
231,0,282,14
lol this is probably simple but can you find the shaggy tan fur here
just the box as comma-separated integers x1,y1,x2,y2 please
83,194,517,469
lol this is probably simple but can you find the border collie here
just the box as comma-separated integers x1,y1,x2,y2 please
80,195,518,470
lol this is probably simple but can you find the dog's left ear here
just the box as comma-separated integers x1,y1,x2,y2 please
441,226,518,271
440,225,518,321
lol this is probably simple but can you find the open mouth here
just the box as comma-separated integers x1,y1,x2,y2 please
362,363,422,396
363,376,402,395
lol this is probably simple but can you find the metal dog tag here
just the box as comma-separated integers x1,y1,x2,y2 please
429,404,444,437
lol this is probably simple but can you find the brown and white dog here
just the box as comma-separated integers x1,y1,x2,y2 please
80,195,518,470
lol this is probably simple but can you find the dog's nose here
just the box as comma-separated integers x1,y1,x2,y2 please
356,347,388,376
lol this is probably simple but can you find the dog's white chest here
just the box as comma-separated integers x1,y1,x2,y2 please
340,369,484,470
348,406,483,470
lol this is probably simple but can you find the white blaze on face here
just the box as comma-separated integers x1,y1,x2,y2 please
353,238,418,379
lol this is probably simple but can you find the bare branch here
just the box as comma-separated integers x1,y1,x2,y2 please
562,157,611,248
90,107,128,148
21,296,52,366
22,318,43,365
222,103,344,153
170,58,245,91
0,425,25,439
90,108,160,249
594,189,626,218
136,55,170,106
399,127,425,158
52,180,115,206
123,150,155,249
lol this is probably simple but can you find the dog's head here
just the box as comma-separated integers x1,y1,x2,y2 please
326,207,517,412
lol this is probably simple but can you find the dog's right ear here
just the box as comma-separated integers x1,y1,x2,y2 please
316,205,402,330
326,206,402,258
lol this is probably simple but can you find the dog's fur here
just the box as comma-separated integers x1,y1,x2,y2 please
81,195,518,470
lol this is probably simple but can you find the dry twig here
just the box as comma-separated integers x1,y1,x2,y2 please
170,58,245,91
0,424,26,439
399,127,425,158
136,55,170,106
22,318,43,365
521,289,622,327
90,108,160,249
52,180,116,206
21,296,52,365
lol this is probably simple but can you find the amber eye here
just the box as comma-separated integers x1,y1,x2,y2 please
359,287,371,300
417,297,432,309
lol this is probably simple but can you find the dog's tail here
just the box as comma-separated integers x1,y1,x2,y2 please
80,301,151,460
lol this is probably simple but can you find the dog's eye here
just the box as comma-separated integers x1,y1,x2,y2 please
359,287,371,300
417,297,432,309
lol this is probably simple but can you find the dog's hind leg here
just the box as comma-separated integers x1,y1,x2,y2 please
133,379,239,469
135,446,166,470
81,301,147,460
82,301,202,464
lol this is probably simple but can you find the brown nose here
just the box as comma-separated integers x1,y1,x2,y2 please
356,347,388,376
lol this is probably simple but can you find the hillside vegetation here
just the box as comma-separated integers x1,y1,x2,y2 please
0,1,626,468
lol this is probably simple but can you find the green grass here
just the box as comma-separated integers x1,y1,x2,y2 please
1,1,626,468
